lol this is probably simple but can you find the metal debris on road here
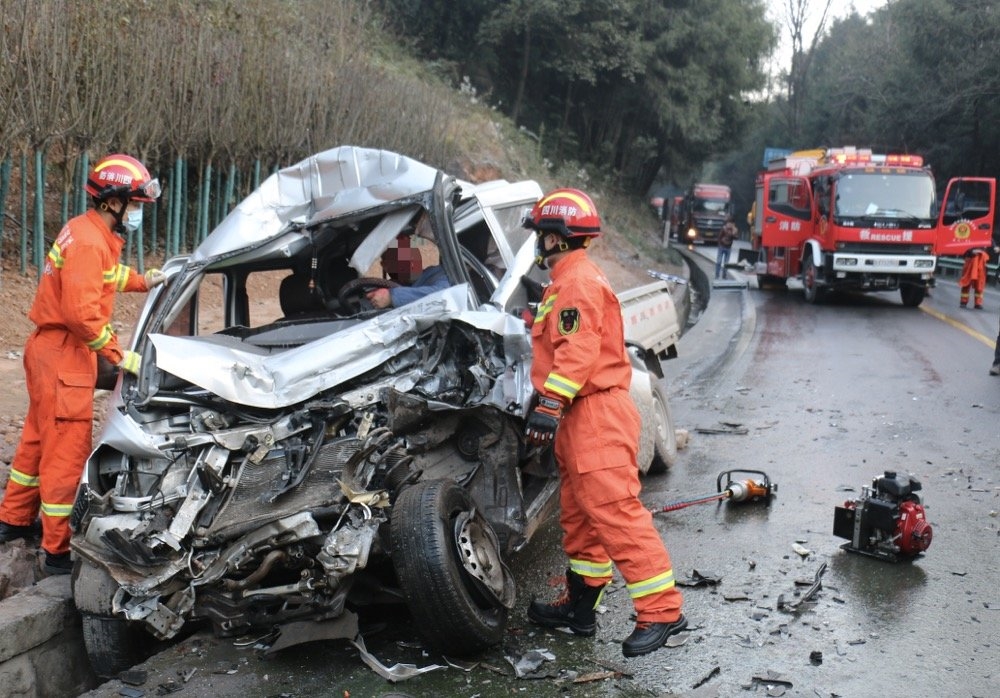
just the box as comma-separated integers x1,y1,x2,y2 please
350,635,446,683
777,562,827,613
695,422,749,435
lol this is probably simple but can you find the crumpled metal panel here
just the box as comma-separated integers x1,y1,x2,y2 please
149,285,532,412
191,146,439,263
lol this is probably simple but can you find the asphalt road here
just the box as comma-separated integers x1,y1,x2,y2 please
79,245,1000,698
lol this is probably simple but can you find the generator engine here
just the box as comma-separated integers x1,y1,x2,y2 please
832,470,932,562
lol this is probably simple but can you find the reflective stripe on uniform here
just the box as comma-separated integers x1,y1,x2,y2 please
103,263,131,291
86,323,114,351
569,558,613,579
544,372,581,400
626,569,676,599
40,501,73,518
47,243,65,268
8,467,40,488
534,294,556,323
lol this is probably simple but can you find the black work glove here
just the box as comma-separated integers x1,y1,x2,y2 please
525,395,565,446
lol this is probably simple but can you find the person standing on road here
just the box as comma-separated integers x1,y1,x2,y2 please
0,154,166,575
959,247,990,309
522,188,686,658
715,215,737,279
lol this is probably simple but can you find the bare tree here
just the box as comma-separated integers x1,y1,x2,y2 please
781,0,833,140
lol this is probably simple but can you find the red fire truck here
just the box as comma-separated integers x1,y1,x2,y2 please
751,146,996,306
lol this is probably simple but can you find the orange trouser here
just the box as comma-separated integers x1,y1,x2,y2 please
960,255,988,306
554,388,683,623
0,328,95,555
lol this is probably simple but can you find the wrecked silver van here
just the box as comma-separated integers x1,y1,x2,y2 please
70,146,680,677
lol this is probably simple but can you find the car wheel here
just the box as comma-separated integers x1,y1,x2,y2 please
647,380,677,475
73,559,158,678
391,479,509,656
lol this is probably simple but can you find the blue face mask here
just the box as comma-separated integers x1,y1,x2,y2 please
125,208,143,233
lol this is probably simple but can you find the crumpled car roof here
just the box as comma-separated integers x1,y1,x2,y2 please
191,146,441,262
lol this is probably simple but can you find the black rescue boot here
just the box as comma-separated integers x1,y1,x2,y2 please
0,520,41,543
42,551,73,575
622,614,688,657
527,569,605,637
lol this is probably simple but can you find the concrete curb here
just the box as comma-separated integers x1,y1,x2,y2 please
0,574,98,697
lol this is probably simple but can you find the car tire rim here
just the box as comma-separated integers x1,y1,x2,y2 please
454,511,513,607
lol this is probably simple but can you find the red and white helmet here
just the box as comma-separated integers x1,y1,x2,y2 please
524,188,601,239
86,154,161,203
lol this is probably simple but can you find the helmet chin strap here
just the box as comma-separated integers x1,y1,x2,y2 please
100,198,129,236
534,232,570,269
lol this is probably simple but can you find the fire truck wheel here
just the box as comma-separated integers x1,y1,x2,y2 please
801,255,823,303
900,285,926,307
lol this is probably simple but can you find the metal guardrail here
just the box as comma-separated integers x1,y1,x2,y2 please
936,257,999,279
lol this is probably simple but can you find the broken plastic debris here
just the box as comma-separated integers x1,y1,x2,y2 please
791,543,811,557
677,569,722,587
444,657,480,672
505,648,556,678
665,632,689,647
692,665,721,689
350,635,446,682
752,670,793,686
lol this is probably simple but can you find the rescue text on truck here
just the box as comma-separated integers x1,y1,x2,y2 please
751,147,996,307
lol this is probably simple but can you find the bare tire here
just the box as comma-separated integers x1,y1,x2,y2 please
802,254,822,304
647,380,677,475
391,479,508,656
900,285,926,307
73,559,157,678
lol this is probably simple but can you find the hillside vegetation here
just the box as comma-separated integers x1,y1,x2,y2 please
0,0,679,282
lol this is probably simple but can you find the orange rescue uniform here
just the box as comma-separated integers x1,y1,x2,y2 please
530,249,683,623
959,249,990,308
0,209,150,555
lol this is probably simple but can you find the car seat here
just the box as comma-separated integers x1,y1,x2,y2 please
279,273,326,318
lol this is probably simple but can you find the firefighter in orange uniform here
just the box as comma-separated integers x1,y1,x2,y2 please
959,247,991,309
0,154,165,574
523,188,686,658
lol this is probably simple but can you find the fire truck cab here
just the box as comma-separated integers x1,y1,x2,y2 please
752,146,996,306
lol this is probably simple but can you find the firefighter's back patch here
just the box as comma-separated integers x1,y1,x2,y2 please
558,308,580,335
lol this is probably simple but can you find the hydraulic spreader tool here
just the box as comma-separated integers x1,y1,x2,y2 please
653,469,776,514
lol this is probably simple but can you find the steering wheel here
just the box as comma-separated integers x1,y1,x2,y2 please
338,277,400,313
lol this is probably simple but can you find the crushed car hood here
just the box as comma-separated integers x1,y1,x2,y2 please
150,285,533,410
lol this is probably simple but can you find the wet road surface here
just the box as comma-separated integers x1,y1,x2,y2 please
80,248,1000,697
